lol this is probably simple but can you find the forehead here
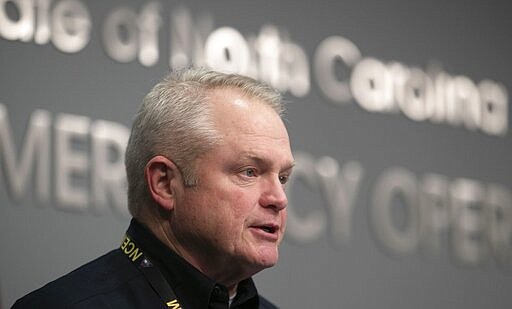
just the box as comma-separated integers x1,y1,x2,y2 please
208,88,283,133
206,87,293,165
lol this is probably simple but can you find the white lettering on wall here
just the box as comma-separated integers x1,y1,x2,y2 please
370,167,419,256
0,104,51,203
91,120,129,217
0,2,507,135
369,166,512,267
1,104,510,270
0,104,130,217
0,0,34,41
55,113,90,211
286,152,364,246
205,26,251,75
0,0,91,52
51,0,90,53
102,2,161,66
169,7,211,69
344,56,509,135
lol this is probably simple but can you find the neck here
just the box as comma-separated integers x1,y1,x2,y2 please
227,283,238,298
139,213,248,293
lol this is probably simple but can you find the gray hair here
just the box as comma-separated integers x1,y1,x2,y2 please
125,68,284,217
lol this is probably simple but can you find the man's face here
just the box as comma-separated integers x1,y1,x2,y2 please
170,87,294,279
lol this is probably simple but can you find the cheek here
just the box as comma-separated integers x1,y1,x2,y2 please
225,186,257,211
176,192,215,230
201,186,248,226
193,182,261,232
280,210,287,235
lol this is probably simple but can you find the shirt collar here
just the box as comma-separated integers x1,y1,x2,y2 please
126,219,260,308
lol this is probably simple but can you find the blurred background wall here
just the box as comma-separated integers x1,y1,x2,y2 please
1,0,511,308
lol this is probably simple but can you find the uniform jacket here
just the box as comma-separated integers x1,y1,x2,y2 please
12,219,278,309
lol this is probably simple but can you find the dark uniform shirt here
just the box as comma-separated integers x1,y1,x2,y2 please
12,219,278,309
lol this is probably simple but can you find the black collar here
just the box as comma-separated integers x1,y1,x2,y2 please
126,219,260,308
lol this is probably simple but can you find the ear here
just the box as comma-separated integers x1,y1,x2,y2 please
144,155,182,211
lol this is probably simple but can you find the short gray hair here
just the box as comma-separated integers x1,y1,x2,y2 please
125,68,284,217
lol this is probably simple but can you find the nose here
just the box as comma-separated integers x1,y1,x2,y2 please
259,175,288,211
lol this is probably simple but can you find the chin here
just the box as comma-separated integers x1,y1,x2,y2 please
254,246,279,268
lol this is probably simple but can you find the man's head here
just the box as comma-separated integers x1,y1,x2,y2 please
125,68,294,287
125,68,284,216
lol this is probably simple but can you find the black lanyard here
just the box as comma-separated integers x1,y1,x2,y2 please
120,233,183,309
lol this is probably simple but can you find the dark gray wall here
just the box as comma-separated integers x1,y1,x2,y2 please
1,1,511,308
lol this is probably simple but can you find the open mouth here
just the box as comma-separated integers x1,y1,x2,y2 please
256,224,278,234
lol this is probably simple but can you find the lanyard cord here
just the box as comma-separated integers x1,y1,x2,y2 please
120,234,183,309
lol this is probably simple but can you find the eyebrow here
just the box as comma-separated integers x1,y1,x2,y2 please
240,153,295,171
282,161,296,172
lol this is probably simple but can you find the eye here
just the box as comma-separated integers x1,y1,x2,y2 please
243,168,257,177
278,174,289,184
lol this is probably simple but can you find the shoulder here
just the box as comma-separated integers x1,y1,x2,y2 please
259,295,280,309
12,249,152,309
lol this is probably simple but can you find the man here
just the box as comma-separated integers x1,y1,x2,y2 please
13,68,294,309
